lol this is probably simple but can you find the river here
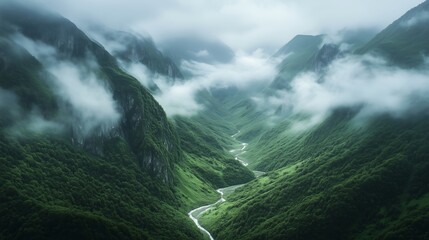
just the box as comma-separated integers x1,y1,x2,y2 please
188,131,263,240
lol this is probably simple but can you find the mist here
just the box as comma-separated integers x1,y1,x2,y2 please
141,50,278,116
0,88,63,136
25,0,423,53
260,54,429,130
3,0,428,127
12,34,120,137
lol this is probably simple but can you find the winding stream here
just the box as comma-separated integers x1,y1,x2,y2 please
188,131,259,240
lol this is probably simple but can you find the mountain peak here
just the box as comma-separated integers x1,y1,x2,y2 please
357,0,429,67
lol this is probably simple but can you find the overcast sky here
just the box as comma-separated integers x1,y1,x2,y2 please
28,0,424,53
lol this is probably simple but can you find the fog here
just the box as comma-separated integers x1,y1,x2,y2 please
26,0,423,53
127,50,278,116
12,34,120,136
2,0,428,125
259,54,429,130
0,88,63,136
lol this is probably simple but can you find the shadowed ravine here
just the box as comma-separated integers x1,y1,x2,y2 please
188,131,263,240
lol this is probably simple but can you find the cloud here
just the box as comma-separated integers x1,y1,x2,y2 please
0,88,63,135
194,50,210,58
129,50,278,116
12,34,120,137
123,63,154,88
24,0,424,53
155,78,204,116
261,54,429,129
46,62,120,135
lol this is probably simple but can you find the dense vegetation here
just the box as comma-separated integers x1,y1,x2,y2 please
0,3,253,239
198,1,429,239
0,134,202,240
1,1,429,239
201,111,429,239
173,100,255,188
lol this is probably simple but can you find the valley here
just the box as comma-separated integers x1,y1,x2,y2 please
188,131,265,239
1,1,429,240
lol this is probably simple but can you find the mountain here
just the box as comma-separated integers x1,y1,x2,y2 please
357,0,429,67
271,28,378,91
91,28,184,80
2,1,429,240
0,3,253,239
160,36,235,67
195,2,429,240
0,2,181,184
270,35,324,89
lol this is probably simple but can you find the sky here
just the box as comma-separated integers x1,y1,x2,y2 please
28,0,424,53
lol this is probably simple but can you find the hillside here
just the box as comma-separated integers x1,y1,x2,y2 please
198,1,429,239
357,0,429,67
0,3,253,239
1,1,429,240
270,35,324,89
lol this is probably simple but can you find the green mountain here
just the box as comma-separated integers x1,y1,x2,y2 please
201,110,429,240
270,35,324,89
2,1,429,240
0,3,252,239
271,29,377,91
0,2,181,184
92,28,184,80
357,0,429,67
196,2,429,240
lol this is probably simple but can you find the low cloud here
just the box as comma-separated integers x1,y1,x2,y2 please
151,50,278,116
258,54,429,130
117,49,278,116
12,34,120,137
155,78,204,116
123,62,155,88
47,62,120,135
0,88,63,135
